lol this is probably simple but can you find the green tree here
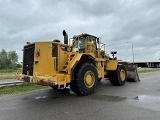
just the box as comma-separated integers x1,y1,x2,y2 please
0,49,8,69
0,49,18,69
8,50,18,69
16,63,22,68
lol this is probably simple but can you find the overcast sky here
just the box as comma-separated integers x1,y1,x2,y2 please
0,0,160,62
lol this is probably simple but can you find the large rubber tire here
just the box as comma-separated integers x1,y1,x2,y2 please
109,65,127,86
70,62,98,96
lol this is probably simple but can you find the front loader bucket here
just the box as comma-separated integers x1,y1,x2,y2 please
125,64,140,82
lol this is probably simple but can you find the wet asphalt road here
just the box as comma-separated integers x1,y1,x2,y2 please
0,71,160,120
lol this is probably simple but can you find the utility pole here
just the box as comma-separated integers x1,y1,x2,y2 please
126,42,134,64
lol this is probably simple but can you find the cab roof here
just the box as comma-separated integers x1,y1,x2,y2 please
73,33,97,39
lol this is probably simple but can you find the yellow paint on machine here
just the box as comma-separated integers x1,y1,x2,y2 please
106,60,118,71
34,42,55,76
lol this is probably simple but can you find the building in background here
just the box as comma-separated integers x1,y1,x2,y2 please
134,61,160,68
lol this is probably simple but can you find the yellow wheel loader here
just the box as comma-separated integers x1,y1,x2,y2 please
16,30,139,96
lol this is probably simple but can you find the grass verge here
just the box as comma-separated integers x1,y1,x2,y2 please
138,68,160,73
0,73,16,80
0,69,19,80
0,83,49,96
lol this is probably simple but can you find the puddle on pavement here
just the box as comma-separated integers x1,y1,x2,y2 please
33,88,75,100
132,95,160,103
88,95,126,102
128,95,160,111
35,96,47,100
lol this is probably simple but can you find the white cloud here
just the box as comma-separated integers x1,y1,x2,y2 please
0,0,160,62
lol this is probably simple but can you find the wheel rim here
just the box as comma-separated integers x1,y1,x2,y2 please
84,71,95,88
120,69,126,81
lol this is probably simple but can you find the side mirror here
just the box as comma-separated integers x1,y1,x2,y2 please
111,51,117,59
111,51,117,54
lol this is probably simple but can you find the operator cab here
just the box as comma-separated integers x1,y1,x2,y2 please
72,34,98,53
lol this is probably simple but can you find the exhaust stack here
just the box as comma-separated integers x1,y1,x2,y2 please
62,30,68,45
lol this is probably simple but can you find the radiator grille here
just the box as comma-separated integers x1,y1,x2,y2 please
52,44,58,57
52,44,58,70
22,43,35,75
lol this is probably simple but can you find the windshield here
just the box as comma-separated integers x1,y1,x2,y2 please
73,38,85,49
